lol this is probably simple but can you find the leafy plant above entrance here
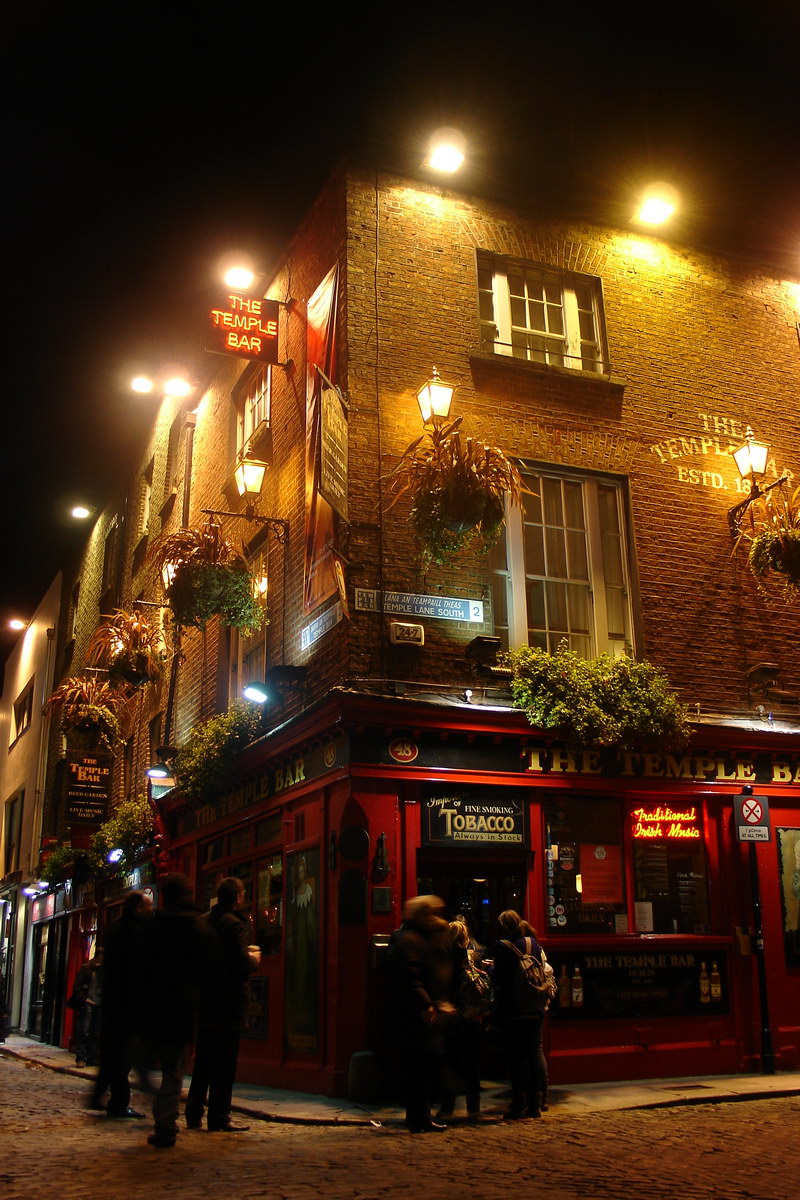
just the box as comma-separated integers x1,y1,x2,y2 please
735,483,800,598
87,608,167,688
502,642,691,751
174,700,265,804
90,794,156,873
384,417,528,568
152,519,265,632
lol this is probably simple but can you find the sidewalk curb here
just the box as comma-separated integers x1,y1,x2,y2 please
0,1043,383,1127
3,1041,799,1126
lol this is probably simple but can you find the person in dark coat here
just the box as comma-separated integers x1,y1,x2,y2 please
437,919,485,1120
71,950,103,1067
142,875,214,1148
491,909,551,1120
89,889,152,1117
185,877,260,1133
385,894,452,1133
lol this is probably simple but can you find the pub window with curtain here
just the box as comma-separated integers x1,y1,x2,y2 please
477,251,609,374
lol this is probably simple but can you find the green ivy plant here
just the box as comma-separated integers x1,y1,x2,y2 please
90,794,156,873
385,417,528,568
174,701,265,804
153,519,265,632
502,641,691,751
40,797,156,886
40,842,102,885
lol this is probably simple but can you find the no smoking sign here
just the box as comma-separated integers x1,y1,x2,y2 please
733,794,772,842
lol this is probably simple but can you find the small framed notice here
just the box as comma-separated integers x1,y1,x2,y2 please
635,901,654,933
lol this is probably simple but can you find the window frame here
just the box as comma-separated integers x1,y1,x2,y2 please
11,679,35,747
235,364,272,460
491,463,637,658
543,793,714,939
477,251,610,375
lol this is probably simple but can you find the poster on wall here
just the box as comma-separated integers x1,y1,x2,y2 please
776,827,800,968
303,264,340,615
284,847,320,1054
579,844,623,905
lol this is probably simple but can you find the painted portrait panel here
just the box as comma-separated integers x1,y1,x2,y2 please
776,827,800,969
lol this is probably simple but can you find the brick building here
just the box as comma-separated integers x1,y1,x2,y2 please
12,164,800,1095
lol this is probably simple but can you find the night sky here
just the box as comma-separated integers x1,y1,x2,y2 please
4,1,798,658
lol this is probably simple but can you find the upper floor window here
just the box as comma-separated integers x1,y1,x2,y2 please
139,458,154,538
11,679,35,746
489,467,635,657
101,519,120,598
3,791,23,874
68,581,80,642
478,252,608,374
236,366,271,458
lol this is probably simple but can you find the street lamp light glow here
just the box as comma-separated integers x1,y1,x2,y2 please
131,375,154,393
224,265,256,290
71,505,91,520
636,183,679,225
164,377,192,398
427,128,466,173
8,618,27,631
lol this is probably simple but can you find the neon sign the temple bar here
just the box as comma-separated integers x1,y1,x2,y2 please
632,806,701,839
207,294,280,363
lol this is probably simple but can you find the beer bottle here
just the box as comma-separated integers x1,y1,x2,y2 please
710,961,722,1001
699,961,710,1003
558,963,571,1007
571,965,584,1007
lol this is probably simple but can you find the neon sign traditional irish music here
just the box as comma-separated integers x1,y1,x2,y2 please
631,806,701,839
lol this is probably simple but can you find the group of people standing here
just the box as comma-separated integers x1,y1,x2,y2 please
74,873,258,1148
386,895,552,1132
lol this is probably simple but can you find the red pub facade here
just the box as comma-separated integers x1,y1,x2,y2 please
13,163,799,1097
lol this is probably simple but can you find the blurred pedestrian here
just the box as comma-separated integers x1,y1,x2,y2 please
385,894,452,1133
142,875,214,1148
0,969,9,1042
70,950,103,1068
89,890,153,1117
185,877,260,1133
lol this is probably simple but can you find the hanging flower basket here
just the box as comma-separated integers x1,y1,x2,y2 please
385,417,527,567
152,519,265,632
736,483,800,598
87,609,167,689
46,676,125,751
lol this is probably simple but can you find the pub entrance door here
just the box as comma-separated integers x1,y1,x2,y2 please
415,856,528,952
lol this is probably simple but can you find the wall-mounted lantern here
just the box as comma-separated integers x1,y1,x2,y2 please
233,453,269,502
728,426,786,536
416,366,455,428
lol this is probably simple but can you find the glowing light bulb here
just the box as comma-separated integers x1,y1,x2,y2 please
427,127,466,173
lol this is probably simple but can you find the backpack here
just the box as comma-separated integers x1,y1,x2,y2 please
456,950,496,1020
500,938,557,1013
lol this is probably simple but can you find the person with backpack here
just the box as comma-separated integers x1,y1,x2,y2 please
437,919,493,1121
491,910,554,1120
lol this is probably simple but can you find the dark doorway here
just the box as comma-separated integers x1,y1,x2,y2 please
416,856,527,952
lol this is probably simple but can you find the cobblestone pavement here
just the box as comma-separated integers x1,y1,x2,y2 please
1,1054,796,1200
